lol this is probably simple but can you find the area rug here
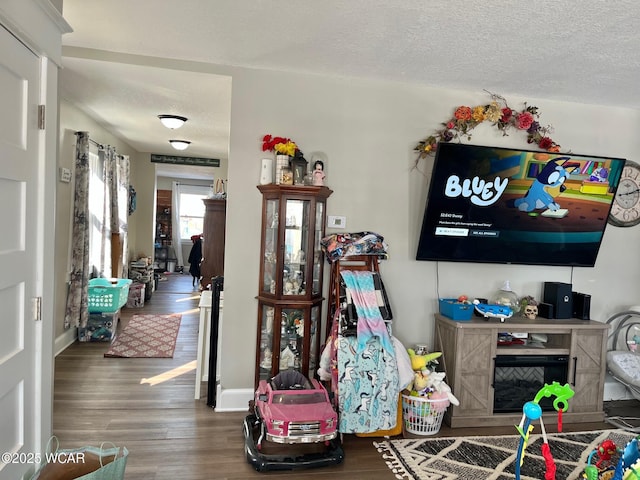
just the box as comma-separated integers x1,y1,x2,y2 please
104,313,181,358
374,429,637,480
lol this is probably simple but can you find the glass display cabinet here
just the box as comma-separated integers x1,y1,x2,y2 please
255,184,332,387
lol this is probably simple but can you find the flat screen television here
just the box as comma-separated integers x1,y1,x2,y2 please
416,143,626,267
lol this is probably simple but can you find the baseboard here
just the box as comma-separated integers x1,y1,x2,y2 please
604,372,634,401
54,328,77,356
214,387,253,412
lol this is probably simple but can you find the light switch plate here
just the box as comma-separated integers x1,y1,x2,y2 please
59,167,72,183
328,215,346,229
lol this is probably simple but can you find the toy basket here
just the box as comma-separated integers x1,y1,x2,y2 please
88,278,132,313
402,394,448,435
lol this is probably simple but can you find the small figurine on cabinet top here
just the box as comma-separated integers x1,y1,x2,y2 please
312,160,325,186
281,167,294,185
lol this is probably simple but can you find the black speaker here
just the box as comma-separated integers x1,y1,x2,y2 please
543,282,573,319
572,292,591,320
538,302,555,319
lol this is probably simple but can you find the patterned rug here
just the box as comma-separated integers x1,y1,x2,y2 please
374,429,637,480
104,313,181,358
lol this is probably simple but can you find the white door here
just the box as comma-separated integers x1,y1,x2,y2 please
0,25,42,479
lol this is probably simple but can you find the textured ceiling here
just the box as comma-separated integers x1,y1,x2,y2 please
60,0,640,178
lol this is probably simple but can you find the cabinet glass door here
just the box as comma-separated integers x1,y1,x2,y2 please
308,305,320,376
258,304,276,381
262,199,279,295
312,201,325,295
279,308,305,372
283,199,309,296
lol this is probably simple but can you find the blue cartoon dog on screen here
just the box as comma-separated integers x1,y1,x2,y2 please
514,157,580,212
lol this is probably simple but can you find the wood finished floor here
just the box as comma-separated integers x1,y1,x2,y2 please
53,273,640,479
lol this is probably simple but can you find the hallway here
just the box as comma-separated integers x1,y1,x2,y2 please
52,273,240,479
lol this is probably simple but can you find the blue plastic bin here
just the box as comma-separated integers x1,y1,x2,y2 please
438,298,473,321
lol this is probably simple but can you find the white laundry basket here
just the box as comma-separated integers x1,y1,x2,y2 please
402,394,448,435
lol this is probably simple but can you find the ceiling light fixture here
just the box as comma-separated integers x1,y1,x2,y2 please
169,140,191,151
158,114,188,129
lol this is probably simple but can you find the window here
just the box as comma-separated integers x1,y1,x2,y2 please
86,147,128,278
178,186,210,240
88,150,110,277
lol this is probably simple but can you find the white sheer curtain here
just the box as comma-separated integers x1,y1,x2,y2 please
171,181,184,267
89,147,111,277
88,145,130,278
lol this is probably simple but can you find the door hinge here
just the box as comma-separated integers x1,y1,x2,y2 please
33,297,42,322
38,105,45,130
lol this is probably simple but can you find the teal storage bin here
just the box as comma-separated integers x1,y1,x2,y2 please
439,298,473,321
88,278,132,313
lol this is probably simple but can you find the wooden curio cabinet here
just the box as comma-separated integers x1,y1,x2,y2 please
254,184,332,387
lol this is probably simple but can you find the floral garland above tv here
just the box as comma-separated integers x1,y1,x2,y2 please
414,92,561,164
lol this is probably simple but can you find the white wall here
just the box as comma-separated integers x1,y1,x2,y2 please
221,67,640,392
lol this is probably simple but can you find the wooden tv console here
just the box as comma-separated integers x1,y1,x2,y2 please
434,314,608,428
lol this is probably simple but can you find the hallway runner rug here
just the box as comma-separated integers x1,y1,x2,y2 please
104,313,182,358
374,429,637,480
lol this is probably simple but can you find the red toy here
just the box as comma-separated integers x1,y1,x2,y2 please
594,439,618,469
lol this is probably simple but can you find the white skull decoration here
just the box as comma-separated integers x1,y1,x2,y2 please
524,304,538,319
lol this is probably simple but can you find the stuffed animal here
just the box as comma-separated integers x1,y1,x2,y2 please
407,368,460,420
408,370,431,396
408,369,459,404
428,370,460,407
407,349,442,372
429,391,451,412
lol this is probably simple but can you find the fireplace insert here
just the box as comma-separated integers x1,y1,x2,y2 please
493,355,569,413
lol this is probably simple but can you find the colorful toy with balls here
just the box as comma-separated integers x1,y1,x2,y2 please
514,381,575,480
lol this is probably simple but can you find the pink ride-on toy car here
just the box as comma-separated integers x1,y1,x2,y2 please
243,370,344,472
